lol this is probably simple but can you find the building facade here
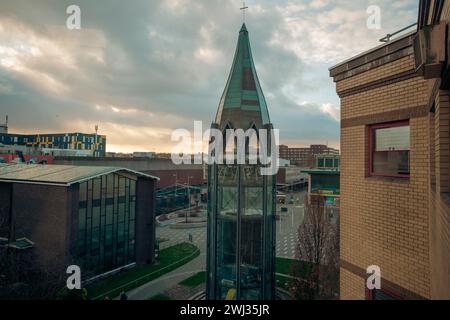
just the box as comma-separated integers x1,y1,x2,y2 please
279,144,339,167
0,132,106,157
329,0,450,300
303,154,340,208
316,153,340,170
206,24,276,300
0,164,158,295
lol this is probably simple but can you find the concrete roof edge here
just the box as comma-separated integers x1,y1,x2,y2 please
329,31,416,72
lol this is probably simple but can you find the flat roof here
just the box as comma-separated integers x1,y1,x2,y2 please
0,164,159,186
302,169,340,175
329,30,415,71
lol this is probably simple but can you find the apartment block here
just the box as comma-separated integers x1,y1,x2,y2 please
279,144,339,167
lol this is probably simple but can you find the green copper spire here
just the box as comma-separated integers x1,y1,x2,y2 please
215,24,271,129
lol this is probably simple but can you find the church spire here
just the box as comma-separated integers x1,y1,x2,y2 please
214,24,271,130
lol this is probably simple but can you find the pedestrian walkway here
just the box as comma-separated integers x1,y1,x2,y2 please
126,191,306,299
126,251,206,300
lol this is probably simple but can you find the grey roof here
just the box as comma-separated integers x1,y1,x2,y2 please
0,164,159,186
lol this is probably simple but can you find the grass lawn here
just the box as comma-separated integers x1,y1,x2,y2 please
276,257,313,278
179,271,206,287
276,275,295,291
149,294,173,300
87,243,199,300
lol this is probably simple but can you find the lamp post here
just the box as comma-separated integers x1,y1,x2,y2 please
173,173,178,196
186,176,194,224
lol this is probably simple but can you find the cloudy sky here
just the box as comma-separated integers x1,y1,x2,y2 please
0,0,418,153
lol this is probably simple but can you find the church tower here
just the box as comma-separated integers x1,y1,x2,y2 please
206,23,276,300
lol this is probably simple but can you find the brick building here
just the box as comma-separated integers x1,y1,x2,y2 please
0,164,159,297
279,144,339,167
329,0,450,300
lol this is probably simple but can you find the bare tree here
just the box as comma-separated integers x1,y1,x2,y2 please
290,194,339,300
0,247,69,299
0,212,69,299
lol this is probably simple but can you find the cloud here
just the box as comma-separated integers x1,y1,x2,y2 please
0,0,418,152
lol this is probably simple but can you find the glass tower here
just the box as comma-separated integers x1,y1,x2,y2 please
206,24,276,300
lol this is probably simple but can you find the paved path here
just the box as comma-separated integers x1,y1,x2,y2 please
126,227,207,300
126,190,307,299
126,252,206,300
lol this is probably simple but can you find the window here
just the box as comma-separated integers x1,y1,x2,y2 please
317,158,325,168
369,121,410,177
76,173,137,275
366,288,403,300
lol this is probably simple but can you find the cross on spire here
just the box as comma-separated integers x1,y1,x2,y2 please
240,1,249,23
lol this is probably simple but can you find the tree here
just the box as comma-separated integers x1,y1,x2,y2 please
0,247,69,299
290,194,339,300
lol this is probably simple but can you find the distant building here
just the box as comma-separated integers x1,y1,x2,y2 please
0,164,159,293
279,144,339,167
54,156,205,189
310,144,338,156
132,151,156,159
278,158,291,167
302,153,340,208
0,132,106,157
0,152,54,164
276,166,309,192
316,153,340,170
0,116,7,134
105,152,133,158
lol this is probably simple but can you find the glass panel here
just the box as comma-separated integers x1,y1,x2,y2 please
76,174,137,275
93,178,101,200
79,182,87,202
216,218,237,299
334,159,340,168
318,158,325,168
373,150,410,175
92,207,100,228
263,174,275,300
91,227,100,250
216,165,238,299
240,165,263,300
375,125,410,151
130,179,136,196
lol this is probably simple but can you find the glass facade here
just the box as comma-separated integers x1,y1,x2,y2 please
207,164,276,300
207,23,276,300
76,173,137,275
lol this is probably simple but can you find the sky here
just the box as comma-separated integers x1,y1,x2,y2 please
0,0,418,153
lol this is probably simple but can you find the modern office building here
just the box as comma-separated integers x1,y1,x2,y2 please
0,164,159,289
0,132,106,157
206,24,276,300
329,0,450,299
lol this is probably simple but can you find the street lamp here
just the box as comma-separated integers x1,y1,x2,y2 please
173,173,178,198
186,176,194,224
